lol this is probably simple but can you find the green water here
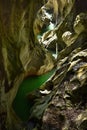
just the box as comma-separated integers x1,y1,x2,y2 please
12,68,55,121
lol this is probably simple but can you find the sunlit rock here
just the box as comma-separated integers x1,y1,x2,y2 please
76,110,87,130
33,5,53,42
62,31,72,45
0,0,87,130
74,13,87,34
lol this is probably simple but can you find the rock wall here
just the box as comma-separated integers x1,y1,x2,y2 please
0,0,55,129
26,1,87,130
0,0,87,130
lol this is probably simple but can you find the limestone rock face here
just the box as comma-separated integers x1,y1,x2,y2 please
0,0,87,130
73,12,87,34
33,0,74,52
42,47,87,130
27,2,87,130
0,0,55,129
24,46,55,76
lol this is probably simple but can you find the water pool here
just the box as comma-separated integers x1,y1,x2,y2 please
12,68,55,121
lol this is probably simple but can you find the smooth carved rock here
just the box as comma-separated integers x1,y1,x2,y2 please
74,13,87,34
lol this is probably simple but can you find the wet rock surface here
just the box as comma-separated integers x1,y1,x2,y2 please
42,48,87,129
28,3,87,130
0,0,87,130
